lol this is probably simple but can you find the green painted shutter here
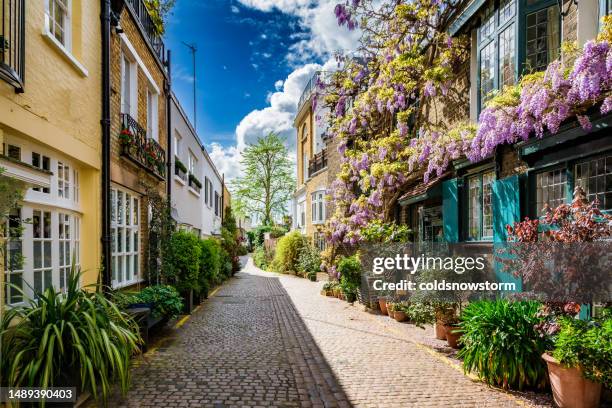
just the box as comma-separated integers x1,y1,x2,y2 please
442,179,459,243
492,175,520,243
492,175,522,290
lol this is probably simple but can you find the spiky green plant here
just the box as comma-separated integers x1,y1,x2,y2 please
458,300,550,390
1,265,142,404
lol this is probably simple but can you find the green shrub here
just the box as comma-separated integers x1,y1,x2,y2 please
165,230,201,293
552,317,612,388
219,246,233,279
458,300,549,390
297,244,321,276
1,269,141,403
338,255,361,297
253,246,268,270
199,238,221,293
270,231,308,274
135,285,183,319
405,302,436,328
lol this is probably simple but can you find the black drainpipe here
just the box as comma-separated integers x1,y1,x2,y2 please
100,0,112,290
166,50,172,202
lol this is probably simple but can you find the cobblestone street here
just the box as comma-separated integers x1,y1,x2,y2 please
107,257,551,407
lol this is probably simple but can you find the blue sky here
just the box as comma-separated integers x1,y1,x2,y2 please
163,0,360,180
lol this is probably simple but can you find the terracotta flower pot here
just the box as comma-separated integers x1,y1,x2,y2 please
542,353,602,408
444,325,463,349
325,290,333,297
378,298,388,315
394,310,407,322
435,321,447,340
389,310,396,319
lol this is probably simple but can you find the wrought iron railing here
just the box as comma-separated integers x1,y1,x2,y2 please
0,0,25,92
308,149,327,177
120,113,166,179
125,0,166,63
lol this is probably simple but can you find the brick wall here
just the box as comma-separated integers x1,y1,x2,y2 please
110,6,169,285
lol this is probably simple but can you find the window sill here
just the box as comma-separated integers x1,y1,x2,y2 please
174,175,186,186
188,187,201,197
42,30,88,77
112,278,145,290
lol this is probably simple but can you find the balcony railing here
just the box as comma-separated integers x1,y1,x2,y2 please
308,149,327,178
0,0,25,92
125,0,166,63
120,113,166,179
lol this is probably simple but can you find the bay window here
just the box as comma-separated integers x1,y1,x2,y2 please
111,187,140,288
575,154,612,210
466,170,495,240
32,152,51,194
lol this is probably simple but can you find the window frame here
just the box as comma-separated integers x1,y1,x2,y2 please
4,208,24,305
45,0,71,50
476,0,562,113
311,190,326,224
110,186,141,289
463,169,496,241
528,151,612,217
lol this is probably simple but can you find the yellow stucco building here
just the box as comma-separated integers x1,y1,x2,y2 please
1,0,101,305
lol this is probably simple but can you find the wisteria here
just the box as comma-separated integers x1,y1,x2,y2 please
322,1,611,253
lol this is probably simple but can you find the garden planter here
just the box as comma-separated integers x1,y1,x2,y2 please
388,310,396,319
444,325,462,349
435,321,447,340
393,310,407,322
542,353,602,408
378,298,388,315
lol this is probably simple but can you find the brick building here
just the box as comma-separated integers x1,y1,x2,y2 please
108,0,169,289
391,0,610,248
292,72,330,250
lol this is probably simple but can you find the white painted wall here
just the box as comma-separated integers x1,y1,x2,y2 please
170,94,223,237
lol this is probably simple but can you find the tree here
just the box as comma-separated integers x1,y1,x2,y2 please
230,132,295,226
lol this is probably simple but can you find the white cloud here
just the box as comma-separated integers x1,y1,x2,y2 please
237,0,313,13
208,1,358,187
236,62,321,150
208,143,244,182
231,5,240,13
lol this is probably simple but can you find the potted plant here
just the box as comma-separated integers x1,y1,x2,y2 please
443,315,462,349
378,296,389,315
393,302,408,322
541,314,610,408
322,281,335,296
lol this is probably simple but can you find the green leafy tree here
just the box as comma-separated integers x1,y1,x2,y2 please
230,132,294,226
